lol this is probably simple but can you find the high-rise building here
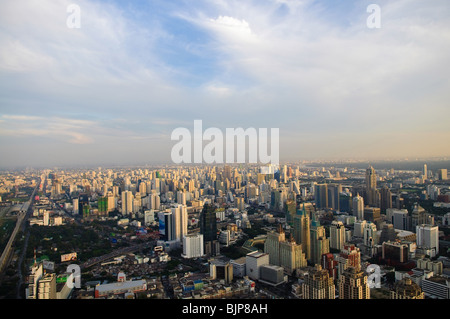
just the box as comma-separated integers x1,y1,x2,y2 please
98,196,108,216
390,278,424,299
364,207,381,225
365,166,378,207
380,186,392,212
338,267,370,299
182,233,204,259
38,273,57,299
158,211,173,241
416,224,439,257
301,264,335,299
264,224,286,266
363,222,377,249
172,204,188,241
315,184,328,209
330,221,346,252
321,253,338,281
279,235,307,275
382,241,409,264
246,251,269,281
121,190,133,215
293,205,310,260
200,204,219,256
72,198,79,215
327,184,342,211
352,193,364,221
337,244,361,277
438,169,448,181
411,204,432,231
310,213,329,265
210,258,233,284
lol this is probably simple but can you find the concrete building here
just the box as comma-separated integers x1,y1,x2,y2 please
301,264,335,299
245,251,269,281
338,267,370,299
390,278,424,299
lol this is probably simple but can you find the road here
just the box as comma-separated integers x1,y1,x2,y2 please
0,179,39,275
80,241,155,269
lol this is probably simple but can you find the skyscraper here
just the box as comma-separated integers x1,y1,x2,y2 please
416,224,439,257
338,267,370,299
380,186,392,213
264,225,306,274
279,234,307,275
200,204,219,256
121,190,133,215
301,264,335,299
264,224,285,266
315,184,328,209
365,166,377,206
330,221,345,252
310,213,329,266
352,193,364,221
172,204,188,241
293,205,310,260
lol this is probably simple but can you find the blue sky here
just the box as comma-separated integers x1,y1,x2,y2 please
0,0,450,168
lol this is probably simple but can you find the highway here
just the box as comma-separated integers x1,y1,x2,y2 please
0,179,40,275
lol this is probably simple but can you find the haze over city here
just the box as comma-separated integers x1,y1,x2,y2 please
1,0,450,168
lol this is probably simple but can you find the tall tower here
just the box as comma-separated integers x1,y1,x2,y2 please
264,224,285,266
330,221,346,252
352,193,364,221
121,190,133,215
293,204,310,260
301,264,335,299
338,267,370,299
365,166,377,206
279,234,307,275
200,204,219,256
310,213,329,265
172,204,188,241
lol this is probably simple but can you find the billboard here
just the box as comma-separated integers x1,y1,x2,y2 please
61,252,77,262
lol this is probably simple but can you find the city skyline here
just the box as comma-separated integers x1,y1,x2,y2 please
1,0,450,168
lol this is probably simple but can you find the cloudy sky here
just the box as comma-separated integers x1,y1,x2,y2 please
0,0,449,168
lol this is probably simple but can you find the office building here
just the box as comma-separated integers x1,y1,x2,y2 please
260,265,286,286
315,184,328,209
200,204,219,256
438,169,448,181
352,193,364,220
264,224,286,266
293,205,310,260
330,221,346,252
279,235,307,275
246,251,269,281
382,241,409,264
365,166,377,207
209,258,233,284
422,276,450,299
416,224,439,257
310,213,329,265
